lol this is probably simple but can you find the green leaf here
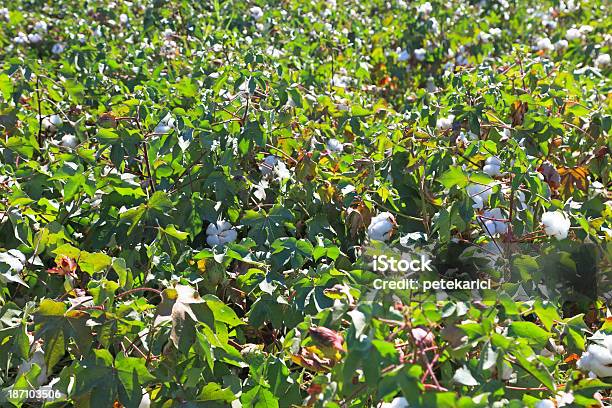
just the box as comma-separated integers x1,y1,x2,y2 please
439,166,469,188
509,322,550,349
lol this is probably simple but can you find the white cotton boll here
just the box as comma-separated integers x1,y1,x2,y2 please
535,400,555,408
483,220,497,235
478,32,492,43
483,164,501,177
206,234,221,246
489,27,502,37
138,391,151,408
555,39,568,50
154,124,171,134
206,220,237,246
483,156,502,177
483,208,507,235
28,33,43,44
153,113,174,134
0,8,9,21
13,32,28,45
566,27,582,41
500,362,514,380
61,134,78,148
34,21,48,33
416,2,433,15
535,37,554,52
49,114,63,127
485,157,501,167
381,397,409,408
466,184,493,209
436,114,455,131
42,114,62,130
541,211,571,240
595,54,611,68
414,48,426,61
327,138,344,153
368,212,396,241
51,43,65,54
119,13,128,25
250,6,264,20
397,49,410,61
471,195,484,210
260,155,278,175
555,391,574,407
16,344,48,386
577,335,612,378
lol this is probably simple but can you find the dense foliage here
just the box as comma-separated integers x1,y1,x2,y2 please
0,0,611,406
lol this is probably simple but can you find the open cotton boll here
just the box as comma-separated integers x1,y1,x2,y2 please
535,37,554,52
380,397,409,408
436,114,455,131
42,114,62,130
541,211,571,240
327,138,344,153
367,212,396,241
414,48,426,61
416,1,433,15
535,400,555,408
206,221,238,246
595,53,611,68
34,20,48,33
250,6,264,20
154,113,174,134
397,48,410,61
16,343,48,386
577,335,612,378
61,134,78,148
466,184,493,209
482,208,507,235
483,156,502,177
260,155,279,175
28,33,43,44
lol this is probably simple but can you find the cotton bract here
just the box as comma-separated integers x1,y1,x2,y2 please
206,221,238,246
368,212,396,241
541,211,570,240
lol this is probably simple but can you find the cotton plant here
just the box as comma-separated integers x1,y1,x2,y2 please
206,220,238,247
